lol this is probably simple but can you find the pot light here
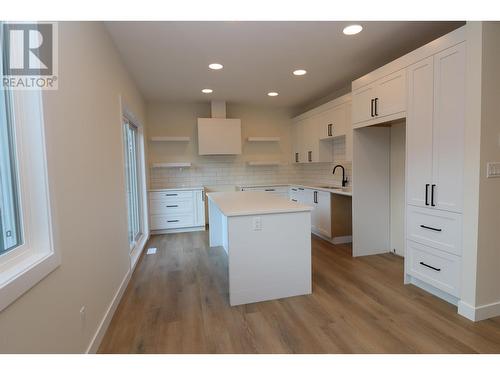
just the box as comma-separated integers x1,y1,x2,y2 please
293,69,307,76
343,24,363,35
267,92,279,97
208,63,223,70
202,88,213,94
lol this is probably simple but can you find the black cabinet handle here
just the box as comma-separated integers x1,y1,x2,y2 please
166,205,178,208
264,189,275,192
166,193,177,196
425,184,430,206
313,191,318,204
328,123,333,137
167,220,179,223
298,188,304,191
291,199,297,202
374,98,379,116
292,188,298,191
370,99,374,117
431,184,436,206
420,225,442,232
295,152,299,163
419,262,441,272
308,151,312,162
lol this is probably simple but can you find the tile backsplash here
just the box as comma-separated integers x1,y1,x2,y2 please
150,158,352,190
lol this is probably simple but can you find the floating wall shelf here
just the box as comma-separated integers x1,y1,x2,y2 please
246,137,281,142
247,161,282,166
151,162,192,169
150,136,191,142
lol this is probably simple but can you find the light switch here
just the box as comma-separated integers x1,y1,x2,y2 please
486,162,500,178
252,216,262,231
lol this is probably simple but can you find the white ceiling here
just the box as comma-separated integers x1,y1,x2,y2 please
106,21,463,110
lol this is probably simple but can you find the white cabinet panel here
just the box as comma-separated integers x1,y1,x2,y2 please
352,84,376,125
432,43,465,213
376,69,407,119
407,205,462,256
406,56,434,208
312,190,331,238
318,104,347,140
407,240,461,297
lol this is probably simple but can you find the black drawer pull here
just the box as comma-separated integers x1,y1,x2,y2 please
420,224,442,232
167,220,179,223
298,188,304,190
291,199,297,202
166,193,177,196
291,188,297,191
166,205,178,208
419,262,441,272
264,189,275,192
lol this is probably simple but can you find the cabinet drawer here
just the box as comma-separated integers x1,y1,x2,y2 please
149,199,194,215
407,206,462,256
150,214,194,230
149,190,195,201
407,240,460,297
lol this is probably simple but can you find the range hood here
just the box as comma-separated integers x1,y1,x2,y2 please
197,101,242,155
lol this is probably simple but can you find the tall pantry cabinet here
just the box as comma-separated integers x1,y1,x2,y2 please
405,42,466,301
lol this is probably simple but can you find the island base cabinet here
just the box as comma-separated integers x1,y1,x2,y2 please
227,212,312,306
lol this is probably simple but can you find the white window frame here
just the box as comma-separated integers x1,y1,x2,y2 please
120,100,149,269
0,88,59,312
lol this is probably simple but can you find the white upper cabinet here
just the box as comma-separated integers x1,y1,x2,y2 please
406,43,465,213
352,69,407,128
406,56,434,208
197,118,242,155
431,43,465,213
292,94,351,163
318,103,348,140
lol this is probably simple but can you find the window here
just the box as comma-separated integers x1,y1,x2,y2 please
0,89,22,255
123,118,143,248
0,88,58,311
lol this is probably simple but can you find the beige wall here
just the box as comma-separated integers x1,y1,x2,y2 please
475,22,500,306
0,22,146,353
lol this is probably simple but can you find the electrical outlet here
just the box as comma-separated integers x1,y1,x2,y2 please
6,230,12,238
487,162,500,178
146,247,157,255
252,216,262,231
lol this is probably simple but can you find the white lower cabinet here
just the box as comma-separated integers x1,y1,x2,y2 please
406,240,461,297
311,190,331,238
149,189,205,232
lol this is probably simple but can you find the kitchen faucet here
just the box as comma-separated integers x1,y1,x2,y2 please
333,165,348,187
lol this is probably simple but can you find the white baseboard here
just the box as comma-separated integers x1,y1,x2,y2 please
85,269,131,353
151,226,205,235
458,299,500,322
407,275,459,306
311,231,352,245
86,232,149,353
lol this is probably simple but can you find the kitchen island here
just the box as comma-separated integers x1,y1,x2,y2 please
207,191,313,306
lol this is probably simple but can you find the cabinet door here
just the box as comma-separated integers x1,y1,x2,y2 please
432,43,465,213
305,115,320,162
319,104,346,140
291,120,303,163
352,84,375,125
375,69,407,119
194,190,206,226
406,56,434,208
313,191,331,238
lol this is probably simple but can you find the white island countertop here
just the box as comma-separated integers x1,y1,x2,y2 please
206,191,313,217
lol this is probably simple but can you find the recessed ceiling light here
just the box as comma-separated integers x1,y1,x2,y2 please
208,63,223,70
343,24,363,35
202,88,213,94
267,92,279,97
293,69,307,76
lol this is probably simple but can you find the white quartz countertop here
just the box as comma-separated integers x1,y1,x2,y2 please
237,183,352,197
149,186,204,192
207,191,313,217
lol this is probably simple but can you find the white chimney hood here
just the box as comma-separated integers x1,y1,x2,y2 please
197,101,242,155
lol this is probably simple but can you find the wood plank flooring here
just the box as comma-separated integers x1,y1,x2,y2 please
98,231,500,353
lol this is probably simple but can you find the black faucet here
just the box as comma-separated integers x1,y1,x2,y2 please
333,165,348,187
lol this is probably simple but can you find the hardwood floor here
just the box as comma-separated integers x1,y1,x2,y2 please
98,231,500,353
